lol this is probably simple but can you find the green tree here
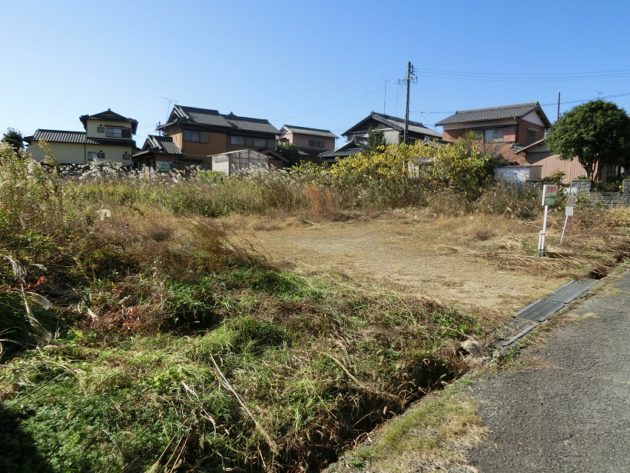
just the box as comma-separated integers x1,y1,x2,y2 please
546,100,630,180
365,128,385,153
276,141,299,162
1,128,24,153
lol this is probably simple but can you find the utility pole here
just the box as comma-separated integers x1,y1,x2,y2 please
403,62,417,143
557,92,561,121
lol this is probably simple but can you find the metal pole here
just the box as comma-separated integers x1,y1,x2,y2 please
538,205,549,257
560,215,570,246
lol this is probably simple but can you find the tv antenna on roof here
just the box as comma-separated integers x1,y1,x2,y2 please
158,96,178,123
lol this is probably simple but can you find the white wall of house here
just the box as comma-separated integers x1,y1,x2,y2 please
85,119,134,138
29,142,84,164
29,142,134,165
346,128,400,145
522,111,545,126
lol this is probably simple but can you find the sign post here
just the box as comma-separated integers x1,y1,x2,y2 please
538,184,558,257
559,194,576,245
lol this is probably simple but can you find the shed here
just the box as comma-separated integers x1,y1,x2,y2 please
211,149,270,175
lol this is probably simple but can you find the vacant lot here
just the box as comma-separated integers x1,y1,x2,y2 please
226,207,629,317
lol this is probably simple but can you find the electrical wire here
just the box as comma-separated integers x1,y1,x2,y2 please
416,67,630,82
411,91,630,115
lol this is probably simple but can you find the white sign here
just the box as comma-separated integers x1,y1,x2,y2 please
560,194,576,245
541,184,558,206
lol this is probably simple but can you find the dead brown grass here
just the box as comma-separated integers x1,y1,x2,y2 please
327,378,486,473
222,207,629,324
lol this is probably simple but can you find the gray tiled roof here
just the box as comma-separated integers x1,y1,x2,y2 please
164,105,278,134
372,112,442,138
435,102,549,126
319,141,361,159
79,109,138,133
145,135,183,155
343,112,442,139
174,106,234,128
29,129,94,144
282,125,337,138
26,129,135,147
225,113,279,133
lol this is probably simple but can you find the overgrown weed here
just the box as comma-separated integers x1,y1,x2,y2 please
0,141,627,472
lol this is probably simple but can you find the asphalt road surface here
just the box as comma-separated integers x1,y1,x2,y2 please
466,269,630,473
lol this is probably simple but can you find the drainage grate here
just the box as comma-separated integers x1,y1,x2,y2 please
546,279,598,304
497,278,599,349
517,299,566,322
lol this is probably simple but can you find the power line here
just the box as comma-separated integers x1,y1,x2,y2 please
410,91,630,116
415,67,630,82
271,84,390,122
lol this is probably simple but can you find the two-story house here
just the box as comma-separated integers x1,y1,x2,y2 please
320,112,441,162
277,125,337,159
435,102,551,164
156,105,278,166
26,109,138,165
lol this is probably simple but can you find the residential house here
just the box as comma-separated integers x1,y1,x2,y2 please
515,138,588,183
132,135,197,171
157,105,279,167
435,102,551,165
320,112,441,162
277,125,337,160
26,109,138,165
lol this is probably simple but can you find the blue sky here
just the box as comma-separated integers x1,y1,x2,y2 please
2,0,630,146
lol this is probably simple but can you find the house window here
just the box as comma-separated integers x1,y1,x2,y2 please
155,161,172,172
97,126,105,133
484,129,505,143
106,127,123,138
230,135,245,145
308,139,325,148
526,128,538,145
87,150,105,162
183,130,209,143
253,138,267,147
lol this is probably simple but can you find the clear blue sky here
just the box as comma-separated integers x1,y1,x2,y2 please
2,0,630,146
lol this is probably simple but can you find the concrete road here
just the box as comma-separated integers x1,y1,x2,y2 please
467,269,630,473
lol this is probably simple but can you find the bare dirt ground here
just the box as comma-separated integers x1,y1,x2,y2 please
222,210,599,316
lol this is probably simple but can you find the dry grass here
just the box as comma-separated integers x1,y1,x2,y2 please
233,206,629,323
328,378,486,473
1,145,627,472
